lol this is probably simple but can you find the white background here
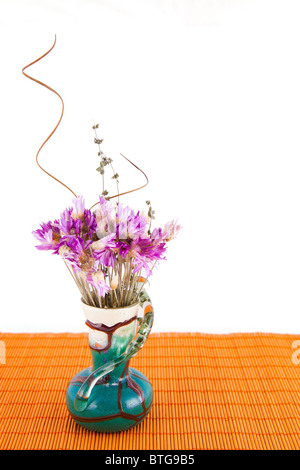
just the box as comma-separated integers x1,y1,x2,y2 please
1,0,300,334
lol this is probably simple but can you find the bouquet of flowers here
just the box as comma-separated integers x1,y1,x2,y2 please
33,126,181,309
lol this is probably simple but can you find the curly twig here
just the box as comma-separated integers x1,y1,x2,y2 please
22,35,77,198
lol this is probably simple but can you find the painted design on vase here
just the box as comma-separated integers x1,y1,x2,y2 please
66,290,154,432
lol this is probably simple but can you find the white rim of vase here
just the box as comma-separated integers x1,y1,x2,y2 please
81,299,140,326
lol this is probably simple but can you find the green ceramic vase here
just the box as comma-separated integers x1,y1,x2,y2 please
66,290,154,432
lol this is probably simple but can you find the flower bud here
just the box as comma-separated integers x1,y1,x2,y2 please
58,246,70,257
92,270,105,284
91,239,105,250
110,275,118,290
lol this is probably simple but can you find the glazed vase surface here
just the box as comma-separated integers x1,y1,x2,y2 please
66,292,153,432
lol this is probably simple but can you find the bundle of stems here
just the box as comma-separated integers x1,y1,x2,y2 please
65,257,152,309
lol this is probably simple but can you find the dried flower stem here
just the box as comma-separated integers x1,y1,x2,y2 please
76,272,96,307
93,124,119,201
133,261,157,303
64,260,87,302
127,269,140,305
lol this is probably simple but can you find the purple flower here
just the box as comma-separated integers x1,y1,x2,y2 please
58,207,82,237
163,219,181,241
92,233,118,268
81,209,97,239
128,236,167,276
86,270,110,297
55,236,92,272
32,221,61,251
95,197,115,238
116,240,131,258
150,227,166,243
71,195,85,219
116,204,148,240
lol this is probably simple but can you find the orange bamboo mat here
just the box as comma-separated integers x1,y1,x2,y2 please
0,332,300,450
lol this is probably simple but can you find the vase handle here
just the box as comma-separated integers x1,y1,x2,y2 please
73,289,154,412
